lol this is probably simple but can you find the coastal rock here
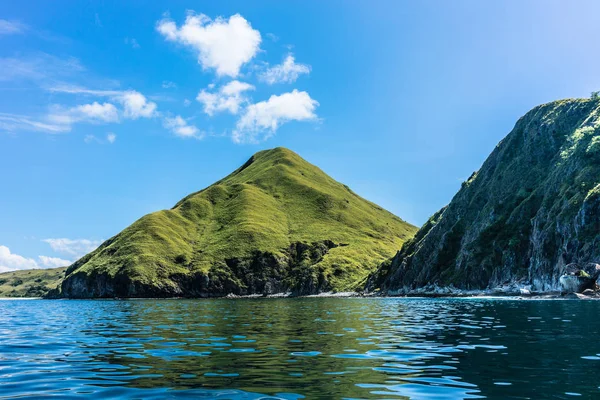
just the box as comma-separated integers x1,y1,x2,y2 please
368,98,600,294
559,274,593,294
558,263,600,293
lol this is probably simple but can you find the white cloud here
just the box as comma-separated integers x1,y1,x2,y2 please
119,91,157,119
43,238,102,259
49,86,157,120
162,80,177,89
75,102,119,122
107,132,116,143
47,85,122,96
234,89,319,143
0,112,71,134
260,54,311,84
0,19,27,35
2,86,158,134
157,12,261,77
163,115,202,139
0,245,73,273
38,255,71,268
44,102,119,132
196,80,254,116
183,98,191,107
0,246,38,273
124,37,140,49
50,102,119,125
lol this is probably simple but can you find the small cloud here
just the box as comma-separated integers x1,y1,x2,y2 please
0,19,27,35
196,80,254,116
84,132,117,145
260,54,310,85
43,238,102,259
1,98,127,135
0,245,71,272
157,12,261,78
0,112,71,134
124,37,140,49
48,102,120,126
183,98,191,107
266,33,279,42
94,13,102,28
234,89,319,143
162,80,177,89
119,91,157,119
0,245,38,273
84,134,99,144
49,86,159,119
163,115,202,139
38,255,71,268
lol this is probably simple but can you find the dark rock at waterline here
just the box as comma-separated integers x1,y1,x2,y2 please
559,263,600,293
54,241,339,299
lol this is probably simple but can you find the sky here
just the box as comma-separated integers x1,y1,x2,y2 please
1,0,600,272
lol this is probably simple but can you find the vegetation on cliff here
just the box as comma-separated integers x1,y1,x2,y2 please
0,267,66,297
59,147,416,298
370,97,600,293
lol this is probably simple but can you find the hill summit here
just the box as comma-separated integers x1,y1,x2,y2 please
58,147,416,298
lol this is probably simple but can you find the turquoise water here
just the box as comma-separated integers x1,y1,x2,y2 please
0,298,599,399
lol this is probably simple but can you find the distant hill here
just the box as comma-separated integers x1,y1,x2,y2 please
369,97,600,293
0,267,66,297
58,147,416,298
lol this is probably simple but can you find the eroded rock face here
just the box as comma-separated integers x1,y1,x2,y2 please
369,98,600,294
57,241,337,299
558,263,600,293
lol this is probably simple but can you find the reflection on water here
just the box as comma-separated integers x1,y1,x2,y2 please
1,298,599,399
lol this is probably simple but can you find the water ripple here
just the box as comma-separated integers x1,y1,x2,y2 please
0,298,599,398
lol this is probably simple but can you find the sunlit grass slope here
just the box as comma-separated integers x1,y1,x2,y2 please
64,147,416,296
0,267,66,297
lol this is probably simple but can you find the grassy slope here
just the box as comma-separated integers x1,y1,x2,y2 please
66,147,417,292
0,267,66,297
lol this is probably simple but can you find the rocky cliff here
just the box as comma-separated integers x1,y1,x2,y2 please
369,97,600,294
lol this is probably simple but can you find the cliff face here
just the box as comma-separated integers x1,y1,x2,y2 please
370,98,600,293
58,147,416,298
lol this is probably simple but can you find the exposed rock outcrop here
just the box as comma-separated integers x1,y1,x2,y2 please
558,263,600,293
56,241,338,298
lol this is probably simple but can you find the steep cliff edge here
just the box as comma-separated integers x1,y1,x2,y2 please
57,147,416,298
369,97,600,294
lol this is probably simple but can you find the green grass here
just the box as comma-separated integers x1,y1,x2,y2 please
65,147,417,294
0,267,66,297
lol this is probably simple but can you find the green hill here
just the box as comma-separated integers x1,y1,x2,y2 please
0,267,66,297
58,147,416,298
368,97,600,294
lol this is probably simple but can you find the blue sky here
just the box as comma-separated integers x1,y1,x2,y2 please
1,1,600,271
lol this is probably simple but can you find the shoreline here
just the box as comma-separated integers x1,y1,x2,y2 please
1,291,598,301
